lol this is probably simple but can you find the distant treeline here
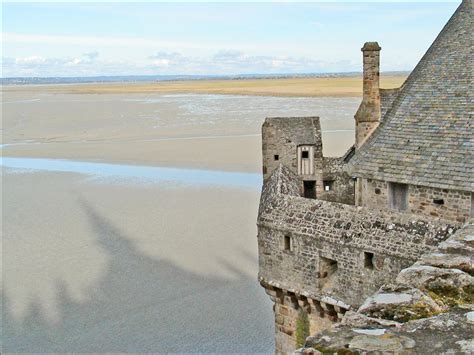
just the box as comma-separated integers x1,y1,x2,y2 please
1,71,409,85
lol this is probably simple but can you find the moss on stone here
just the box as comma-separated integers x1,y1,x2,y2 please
427,283,474,307
295,309,310,348
373,301,441,322
312,344,355,355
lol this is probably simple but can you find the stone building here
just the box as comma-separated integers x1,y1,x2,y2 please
257,1,472,352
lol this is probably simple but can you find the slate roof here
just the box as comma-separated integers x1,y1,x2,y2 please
347,0,473,192
380,88,401,120
264,116,322,146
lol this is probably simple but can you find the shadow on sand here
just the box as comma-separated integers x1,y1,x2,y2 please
2,199,274,353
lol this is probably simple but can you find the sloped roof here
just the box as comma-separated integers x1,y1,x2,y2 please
347,0,473,192
263,116,322,146
380,88,401,120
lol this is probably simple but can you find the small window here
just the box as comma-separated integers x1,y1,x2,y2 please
324,180,334,191
388,182,408,211
301,151,309,159
319,256,337,279
433,198,444,205
274,154,279,161
364,252,374,269
375,188,381,195
471,192,473,218
284,235,292,251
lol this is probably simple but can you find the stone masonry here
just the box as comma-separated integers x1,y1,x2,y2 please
257,1,472,352
359,178,472,223
354,42,381,148
257,166,459,352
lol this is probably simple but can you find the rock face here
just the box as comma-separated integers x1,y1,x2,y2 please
300,220,474,354
302,309,473,354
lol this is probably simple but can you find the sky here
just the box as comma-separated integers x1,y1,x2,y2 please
2,1,460,77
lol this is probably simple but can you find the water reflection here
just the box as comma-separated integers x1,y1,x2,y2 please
1,157,262,189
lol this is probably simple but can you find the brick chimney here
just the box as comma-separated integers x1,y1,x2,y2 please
354,42,381,148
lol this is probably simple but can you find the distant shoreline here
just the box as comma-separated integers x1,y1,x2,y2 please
2,75,407,98
1,71,409,86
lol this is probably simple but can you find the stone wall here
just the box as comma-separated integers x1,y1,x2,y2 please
301,220,474,354
262,118,325,196
359,178,472,223
355,121,378,150
262,118,356,204
262,122,298,180
319,157,355,205
258,166,459,308
262,282,345,353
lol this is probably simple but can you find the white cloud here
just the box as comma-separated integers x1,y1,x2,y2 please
2,49,364,77
66,51,100,66
15,56,48,65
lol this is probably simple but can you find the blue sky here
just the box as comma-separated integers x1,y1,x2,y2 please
2,1,460,77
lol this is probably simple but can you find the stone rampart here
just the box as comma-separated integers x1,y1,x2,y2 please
301,220,473,354
258,166,459,308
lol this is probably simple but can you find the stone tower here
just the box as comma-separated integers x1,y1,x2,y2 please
354,42,381,148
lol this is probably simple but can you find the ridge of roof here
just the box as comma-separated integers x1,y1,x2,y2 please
346,0,473,191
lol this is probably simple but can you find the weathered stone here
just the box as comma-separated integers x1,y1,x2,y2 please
397,265,471,289
348,334,415,352
306,309,473,354
301,221,474,353
257,2,473,353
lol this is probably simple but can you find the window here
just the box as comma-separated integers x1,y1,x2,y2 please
433,198,444,205
298,145,314,175
284,235,292,251
274,154,279,161
364,252,374,269
319,256,337,279
471,192,473,218
388,182,408,211
324,180,334,191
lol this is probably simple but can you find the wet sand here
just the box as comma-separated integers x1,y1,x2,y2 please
2,88,360,170
1,83,367,352
2,169,272,352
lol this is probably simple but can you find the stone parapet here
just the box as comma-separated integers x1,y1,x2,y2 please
301,220,474,354
258,166,459,308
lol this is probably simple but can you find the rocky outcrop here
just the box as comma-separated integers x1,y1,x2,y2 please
298,220,474,354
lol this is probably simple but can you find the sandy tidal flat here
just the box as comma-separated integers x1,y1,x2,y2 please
2,88,362,170
2,168,272,352
1,79,389,352
23,76,406,97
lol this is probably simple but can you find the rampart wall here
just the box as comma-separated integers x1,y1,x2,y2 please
258,167,459,307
